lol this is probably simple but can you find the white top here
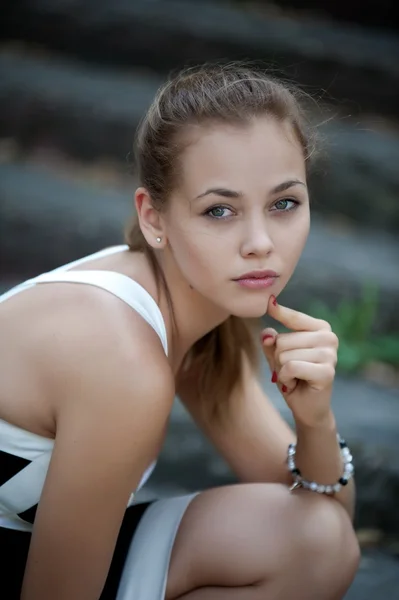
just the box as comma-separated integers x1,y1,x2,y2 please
0,246,168,531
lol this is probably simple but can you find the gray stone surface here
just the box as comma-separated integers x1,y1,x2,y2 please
309,125,399,233
1,51,399,232
2,0,398,116
264,0,397,32
0,162,130,277
345,550,399,600
0,52,159,162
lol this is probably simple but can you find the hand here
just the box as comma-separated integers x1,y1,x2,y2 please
260,295,339,427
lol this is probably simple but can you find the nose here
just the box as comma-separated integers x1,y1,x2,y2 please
240,218,274,258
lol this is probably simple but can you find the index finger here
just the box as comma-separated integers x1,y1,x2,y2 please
267,295,331,332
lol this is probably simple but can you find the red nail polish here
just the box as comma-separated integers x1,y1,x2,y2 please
282,385,288,393
262,334,274,342
271,295,277,307
271,370,278,383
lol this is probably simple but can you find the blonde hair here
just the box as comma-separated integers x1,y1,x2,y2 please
125,62,318,422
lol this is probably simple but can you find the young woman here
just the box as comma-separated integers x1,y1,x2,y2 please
0,63,360,599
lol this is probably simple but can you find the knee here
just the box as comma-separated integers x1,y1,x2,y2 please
296,495,360,591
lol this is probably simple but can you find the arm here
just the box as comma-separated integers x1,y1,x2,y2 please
177,351,355,521
21,316,174,600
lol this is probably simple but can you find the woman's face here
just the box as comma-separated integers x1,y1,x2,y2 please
162,116,311,318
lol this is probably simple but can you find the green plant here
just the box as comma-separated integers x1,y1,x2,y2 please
308,283,399,373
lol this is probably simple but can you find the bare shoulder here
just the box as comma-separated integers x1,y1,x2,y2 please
38,280,174,407
51,283,175,459
0,278,172,437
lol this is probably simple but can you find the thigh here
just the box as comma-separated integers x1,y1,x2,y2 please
165,482,355,600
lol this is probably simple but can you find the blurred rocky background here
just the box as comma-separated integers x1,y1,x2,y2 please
0,1,398,597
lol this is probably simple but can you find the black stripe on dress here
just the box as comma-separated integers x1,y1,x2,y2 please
0,450,30,486
0,450,38,524
100,501,153,599
0,525,31,600
18,504,38,524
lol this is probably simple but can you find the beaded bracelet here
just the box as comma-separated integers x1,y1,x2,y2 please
287,434,354,495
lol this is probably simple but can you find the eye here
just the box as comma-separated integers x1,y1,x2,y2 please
272,198,300,213
204,205,234,219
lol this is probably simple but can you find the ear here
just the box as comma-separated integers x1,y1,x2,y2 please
134,187,166,248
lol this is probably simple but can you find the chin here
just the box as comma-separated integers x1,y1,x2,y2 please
227,298,271,319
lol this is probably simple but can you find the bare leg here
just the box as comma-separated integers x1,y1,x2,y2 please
166,483,360,600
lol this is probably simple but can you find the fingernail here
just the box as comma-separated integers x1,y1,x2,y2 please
271,295,277,307
271,370,278,383
262,333,274,343
282,385,288,393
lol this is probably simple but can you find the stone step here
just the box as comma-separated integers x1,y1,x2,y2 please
1,160,398,337
267,0,398,33
1,50,398,232
0,161,131,278
0,50,160,163
345,550,399,600
1,0,398,117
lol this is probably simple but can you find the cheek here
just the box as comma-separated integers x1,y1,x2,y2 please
170,228,227,275
171,217,230,259
275,214,310,270
279,217,310,268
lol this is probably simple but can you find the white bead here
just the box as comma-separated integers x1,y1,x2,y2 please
286,433,354,498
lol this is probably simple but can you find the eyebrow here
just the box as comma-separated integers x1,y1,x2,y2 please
194,179,306,200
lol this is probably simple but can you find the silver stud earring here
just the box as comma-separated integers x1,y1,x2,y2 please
156,237,162,243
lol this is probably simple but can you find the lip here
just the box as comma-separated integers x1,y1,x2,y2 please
233,271,279,290
234,270,278,280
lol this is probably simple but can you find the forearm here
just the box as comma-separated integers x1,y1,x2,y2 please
293,410,355,521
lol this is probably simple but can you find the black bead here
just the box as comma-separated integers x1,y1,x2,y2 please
291,468,301,476
339,440,347,449
339,477,348,486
